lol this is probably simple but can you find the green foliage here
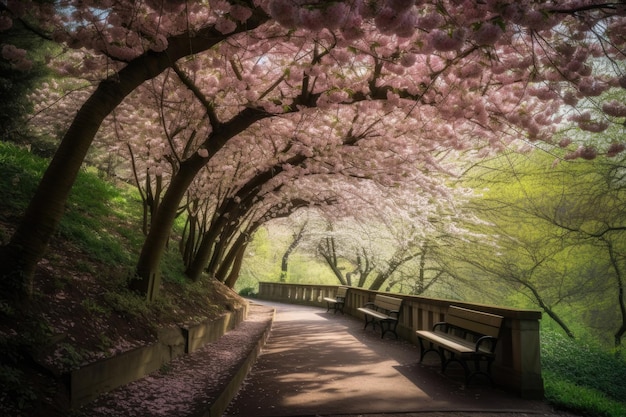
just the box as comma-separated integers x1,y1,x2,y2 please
81,298,109,316
236,227,340,294
103,287,152,320
0,24,53,143
54,342,90,371
0,142,144,268
542,329,626,416
544,371,626,417
238,286,257,296
0,365,38,412
457,150,626,348
0,142,49,214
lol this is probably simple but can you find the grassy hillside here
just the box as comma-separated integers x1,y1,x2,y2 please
0,142,246,416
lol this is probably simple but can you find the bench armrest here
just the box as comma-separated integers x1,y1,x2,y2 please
476,335,498,354
432,321,448,332
388,310,400,320
363,302,375,309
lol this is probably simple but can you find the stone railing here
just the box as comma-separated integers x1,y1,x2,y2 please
257,282,544,399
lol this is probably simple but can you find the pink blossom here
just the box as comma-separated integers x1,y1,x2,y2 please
215,16,237,34
564,145,597,160
521,10,549,30
322,2,350,30
529,86,558,100
2,44,27,60
562,91,578,106
209,0,231,13
607,143,626,157
394,10,417,38
328,90,349,103
400,53,417,67
602,100,626,117
340,15,363,40
472,22,503,45
151,34,168,52
417,12,444,30
0,15,12,31
578,120,609,133
299,8,325,31
386,0,415,13
429,28,465,52
374,7,403,33
558,138,572,148
198,148,209,158
578,146,597,160
229,5,253,22
268,0,299,27
577,77,608,97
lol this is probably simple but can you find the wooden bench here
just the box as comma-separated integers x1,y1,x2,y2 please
357,294,403,339
323,286,348,314
416,305,503,385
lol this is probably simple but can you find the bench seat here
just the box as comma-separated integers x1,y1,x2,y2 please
357,294,403,339
416,306,503,385
323,286,348,314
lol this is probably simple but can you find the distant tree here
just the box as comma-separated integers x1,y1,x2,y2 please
279,220,308,282
460,151,626,347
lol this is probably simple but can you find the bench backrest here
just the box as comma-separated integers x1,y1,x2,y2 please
446,306,503,338
336,286,348,298
374,294,403,312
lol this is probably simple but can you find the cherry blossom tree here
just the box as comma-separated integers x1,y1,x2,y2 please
1,0,626,304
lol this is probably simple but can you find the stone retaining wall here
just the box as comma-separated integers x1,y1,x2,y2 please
70,305,248,408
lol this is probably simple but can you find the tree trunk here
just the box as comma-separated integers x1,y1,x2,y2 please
607,240,625,352
130,155,206,299
216,230,252,283
279,222,307,282
369,250,420,291
318,236,347,285
224,239,250,289
131,103,271,299
0,13,269,303
1,71,144,301
186,201,235,281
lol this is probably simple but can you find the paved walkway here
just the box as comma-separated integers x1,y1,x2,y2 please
224,300,573,417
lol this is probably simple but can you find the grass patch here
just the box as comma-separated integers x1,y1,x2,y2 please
542,330,626,417
0,142,144,267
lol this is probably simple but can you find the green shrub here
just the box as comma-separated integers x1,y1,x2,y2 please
238,286,257,296
544,370,626,417
542,330,626,417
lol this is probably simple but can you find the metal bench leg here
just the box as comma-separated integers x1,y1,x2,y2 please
334,302,344,314
417,339,442,364
466,357,494,386
380,320,398,339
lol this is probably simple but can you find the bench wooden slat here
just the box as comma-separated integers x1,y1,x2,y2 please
357,294,403,339
373,295,402,312
357,308,390,321
416,330,494,356
323,286,348,314
446,306,502,338
416,305,503,385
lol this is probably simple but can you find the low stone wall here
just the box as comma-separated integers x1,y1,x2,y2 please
257,282,544,400
70,304,248,408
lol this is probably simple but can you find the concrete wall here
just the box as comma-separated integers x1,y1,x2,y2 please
257,282,544,399
70,304,248,408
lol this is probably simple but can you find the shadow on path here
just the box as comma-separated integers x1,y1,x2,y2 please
224,300,561,417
